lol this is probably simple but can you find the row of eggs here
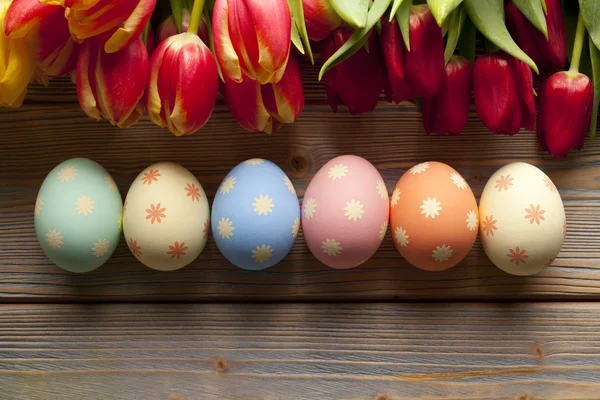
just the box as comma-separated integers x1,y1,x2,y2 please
34,156,566,276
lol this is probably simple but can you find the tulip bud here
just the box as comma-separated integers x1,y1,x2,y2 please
144,24,156,58
146,32,219,136
157,9,210,44
473,52,535,135
212,0,291,84
422,56,472,135
537,71,593,157
323,28,386,115
380,18,414,103
77,35,149,128
505,0,566,71
221,55,304,133
302,0,342,42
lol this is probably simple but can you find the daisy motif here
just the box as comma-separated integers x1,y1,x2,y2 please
322,239,342,257
104,175,119,192
376,180,388,201
391,188,401,208
304,197,317,219
252,245,273,263
450,172,467,190
74,195,95,216
563,219,567,237
218,217,235,239
220,176,236,195
185,183,201,202
292,218,300,238
482,215,497,236
167,241,188,259
543,176,557,193
394,226,409,247
507,247,528,265
146,203,166,224
524,204,545,225
378,221,388,241
344,199,365,222
46,229,63,249
123,201,128,213
466,210,478,231
283,175,296,194
410,162,430,175
420,197,442,219
244,159,264,166
141,169,160,185
91,239,110,258
495,174,514,192
128,238,142,257
35,197,43,216
328,164,348,180
203,219,210,238
253,194,274,216
57,166,77,182
432,244,453,263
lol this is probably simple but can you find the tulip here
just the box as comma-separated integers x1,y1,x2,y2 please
422,56,472,136
212,0,291,84
77,34,149,128
221,55,304,133
380,5,445,101
323,28,387,115
146,32,219,136
505,0,566,71
473,52,535,135
157,9,210,44
41,0,157,54
144,23,156,58
302,0,342,42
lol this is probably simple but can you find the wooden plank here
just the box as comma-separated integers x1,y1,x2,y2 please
1,103,599,302
1,303,600,399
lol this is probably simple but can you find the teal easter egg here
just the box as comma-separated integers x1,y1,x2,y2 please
34,158,123,273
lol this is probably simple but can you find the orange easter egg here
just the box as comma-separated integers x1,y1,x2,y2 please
390,162,478,271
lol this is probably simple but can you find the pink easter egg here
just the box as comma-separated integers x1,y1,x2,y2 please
302,155,389,269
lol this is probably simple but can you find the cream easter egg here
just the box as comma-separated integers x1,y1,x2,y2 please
390,162,478,271
479,162,566,276
302,155,389,269
123,162,210,271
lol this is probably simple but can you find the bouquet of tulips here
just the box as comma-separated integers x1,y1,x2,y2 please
1,0,599,158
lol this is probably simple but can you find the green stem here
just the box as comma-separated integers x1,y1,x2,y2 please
170,0,184,34
570,11,586,73
188,0,205,35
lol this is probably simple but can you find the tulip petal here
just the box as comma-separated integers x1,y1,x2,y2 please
381,18,415,103
146,36,173,129
104,0,157,53
261,55,303,128
213,0,242,82
4,0,57,38
76,39,101,121
303,0,343,41
228,0,260,80
515,59,535,132
68,0,137,42
222,71,271,132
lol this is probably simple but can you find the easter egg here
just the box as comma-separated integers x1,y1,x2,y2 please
34,158,123,273
211,158,300,270
302,155,389,269
479,162,566,276
390,162,478,271
123,162,210,271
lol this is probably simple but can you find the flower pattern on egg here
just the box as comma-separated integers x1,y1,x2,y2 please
391,188,400,208
410,162,429,175
328,164,348,180
432,244,453,263
35,197,43,216
203,219,210,238
292,218,300,238
378,221,388,241
524,204,545,225
218,218,235,239
74,195,95,216
495,174,514,192
253,194,274,216
167,241,188,259
304,197,317,219
284,176,296,194
344,199,364,222
252,245,273,263
394,227,409,247
507,247,528,265
482,215,497,236
543,176,557,193
466,210,478,231
420,197,442,219
141,169,160,185
244,159,264,166
46,229,63,249
376,180,388,200
146,203,166,224
322,239,342,257
220,176,236,195
57,166,77,182
105,175,119,192
450,173,467,190
91,239,110,258
128,238,142,257
185,183,201,202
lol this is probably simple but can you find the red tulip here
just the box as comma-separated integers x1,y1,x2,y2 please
77,35,148,128
221,55,304,133
422,56,472,135
146,32,219,136
537,71,593,157
302,0,342,41
505,0,566,71
212,0,291,84
323,28,387,114
473,52,535,135
380,5,444,101
157,9,209,44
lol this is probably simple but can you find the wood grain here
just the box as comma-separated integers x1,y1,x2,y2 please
0,303,599,399
1,103,599,302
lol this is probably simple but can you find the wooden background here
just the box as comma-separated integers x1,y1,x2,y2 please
1,58,599,398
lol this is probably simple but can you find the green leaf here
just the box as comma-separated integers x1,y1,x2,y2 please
444,5,466,63
390,0,407,20
427,0,463,26
319,0,392,80
330,0,369,28
170,0,184,33
580,0,600,50
464,0,539,73
589,37,600,140
287,0,314,64
395,0,412,50
457,14,476,64
512,0,548,39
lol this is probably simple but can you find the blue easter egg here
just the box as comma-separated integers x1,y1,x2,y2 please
211,159,300,270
